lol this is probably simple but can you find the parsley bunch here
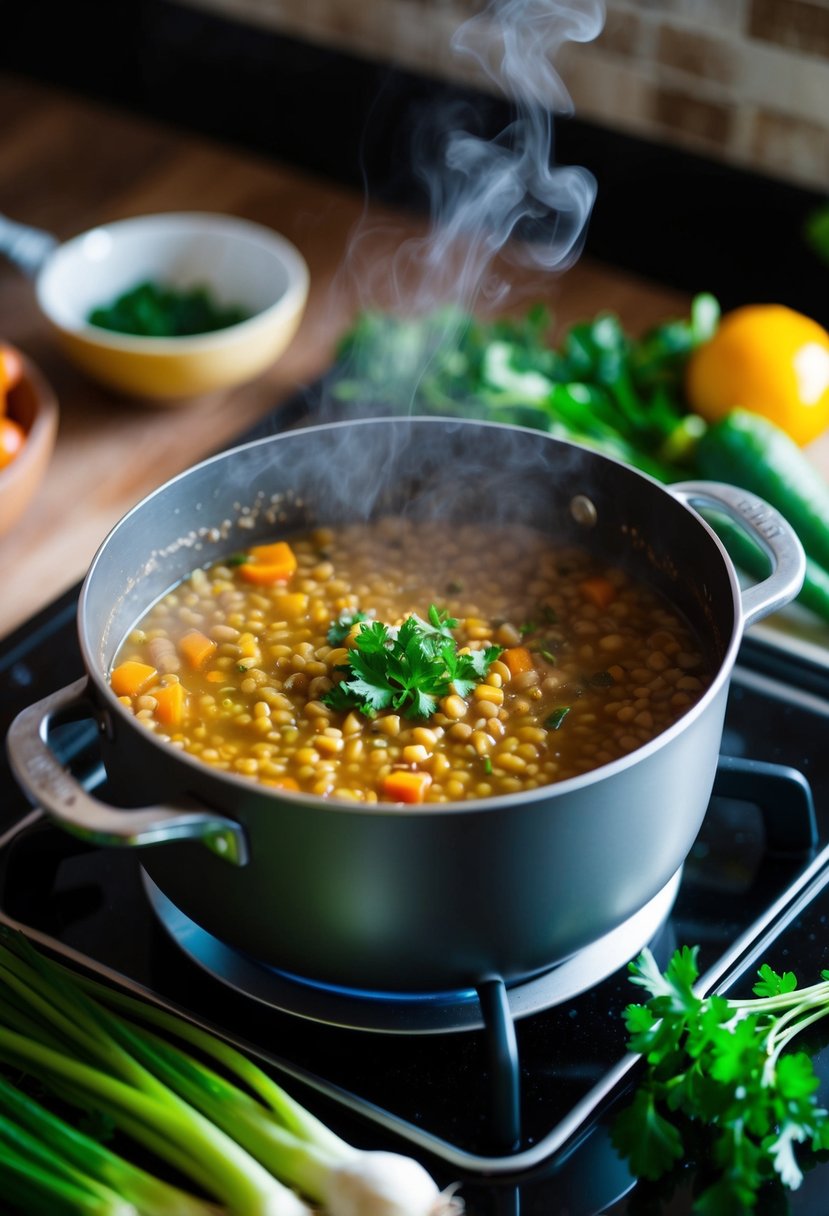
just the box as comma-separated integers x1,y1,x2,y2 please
323,605,501,720
612,946,829,1213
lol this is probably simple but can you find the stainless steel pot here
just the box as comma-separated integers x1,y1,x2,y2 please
6,417,805,991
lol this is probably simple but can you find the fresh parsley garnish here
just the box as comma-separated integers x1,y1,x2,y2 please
327,611,370,647
323,605,501,720
612,945,829,1212
545,707,570,730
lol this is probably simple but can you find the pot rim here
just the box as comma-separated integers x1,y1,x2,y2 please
78,415,746,816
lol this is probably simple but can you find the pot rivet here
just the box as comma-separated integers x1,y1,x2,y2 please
570,495,598,527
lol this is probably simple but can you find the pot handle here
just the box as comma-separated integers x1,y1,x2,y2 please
6,677,248,865
670,480,806,629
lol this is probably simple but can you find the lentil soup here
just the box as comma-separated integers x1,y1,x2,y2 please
110,518,714,804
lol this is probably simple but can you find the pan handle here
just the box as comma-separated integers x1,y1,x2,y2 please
0,212,59,278
6,677,248,865
670,480,805,629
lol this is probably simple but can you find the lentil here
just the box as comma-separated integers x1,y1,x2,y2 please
110,518,715,804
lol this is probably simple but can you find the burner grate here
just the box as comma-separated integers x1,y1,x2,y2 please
140,868,682,1034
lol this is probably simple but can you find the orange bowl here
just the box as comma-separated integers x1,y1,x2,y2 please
0,347,59,536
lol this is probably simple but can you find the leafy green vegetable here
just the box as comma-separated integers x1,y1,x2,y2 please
544,707,570,730
88,280,249,337
323,604,501,719
612,945,829,1213
332,295,718,480
331,294,829,625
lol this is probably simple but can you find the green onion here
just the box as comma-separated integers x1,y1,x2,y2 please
0,929,460,1215
0,1074,214,1215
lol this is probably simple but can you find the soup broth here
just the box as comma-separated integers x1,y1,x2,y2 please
110,518,714,804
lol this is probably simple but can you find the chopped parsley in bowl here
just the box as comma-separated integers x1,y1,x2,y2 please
88,280,250,338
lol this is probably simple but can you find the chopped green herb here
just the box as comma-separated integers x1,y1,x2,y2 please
539,649,557,665
540,606,559,624
613,945,829,1213
482,756,493,775
88,280,250,337
519,622,537,637
422,604,460,637
323,605,501,720
225,552,250,567
545,707,571,730
327,610,370,647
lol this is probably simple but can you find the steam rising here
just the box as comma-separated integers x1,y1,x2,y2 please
425,0,603,298
347,0,605,315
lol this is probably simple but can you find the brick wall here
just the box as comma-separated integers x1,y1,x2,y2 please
176,0,829,190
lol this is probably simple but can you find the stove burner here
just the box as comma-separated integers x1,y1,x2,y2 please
141,866,683,1034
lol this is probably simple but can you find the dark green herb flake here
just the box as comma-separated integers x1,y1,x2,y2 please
88,280,250,337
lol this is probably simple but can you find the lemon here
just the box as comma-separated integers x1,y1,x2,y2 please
685,303,829,446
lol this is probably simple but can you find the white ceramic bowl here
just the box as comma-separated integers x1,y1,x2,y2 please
35,213,309,401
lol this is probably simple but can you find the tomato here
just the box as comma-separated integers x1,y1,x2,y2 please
685,304,829,447
0,416,26,470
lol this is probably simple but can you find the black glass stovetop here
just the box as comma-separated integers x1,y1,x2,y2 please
5,408,829,1214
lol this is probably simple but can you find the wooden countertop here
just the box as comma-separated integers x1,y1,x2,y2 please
0,74,722,641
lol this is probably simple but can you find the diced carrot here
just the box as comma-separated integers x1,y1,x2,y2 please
501,646,535,677
178,628,218,669
110,660,158,698
579,576,616,609
381,770,432,804
205,669,226,683
154,682,188,727
239,541,297,585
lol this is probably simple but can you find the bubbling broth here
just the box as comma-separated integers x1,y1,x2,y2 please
109,518,715,804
